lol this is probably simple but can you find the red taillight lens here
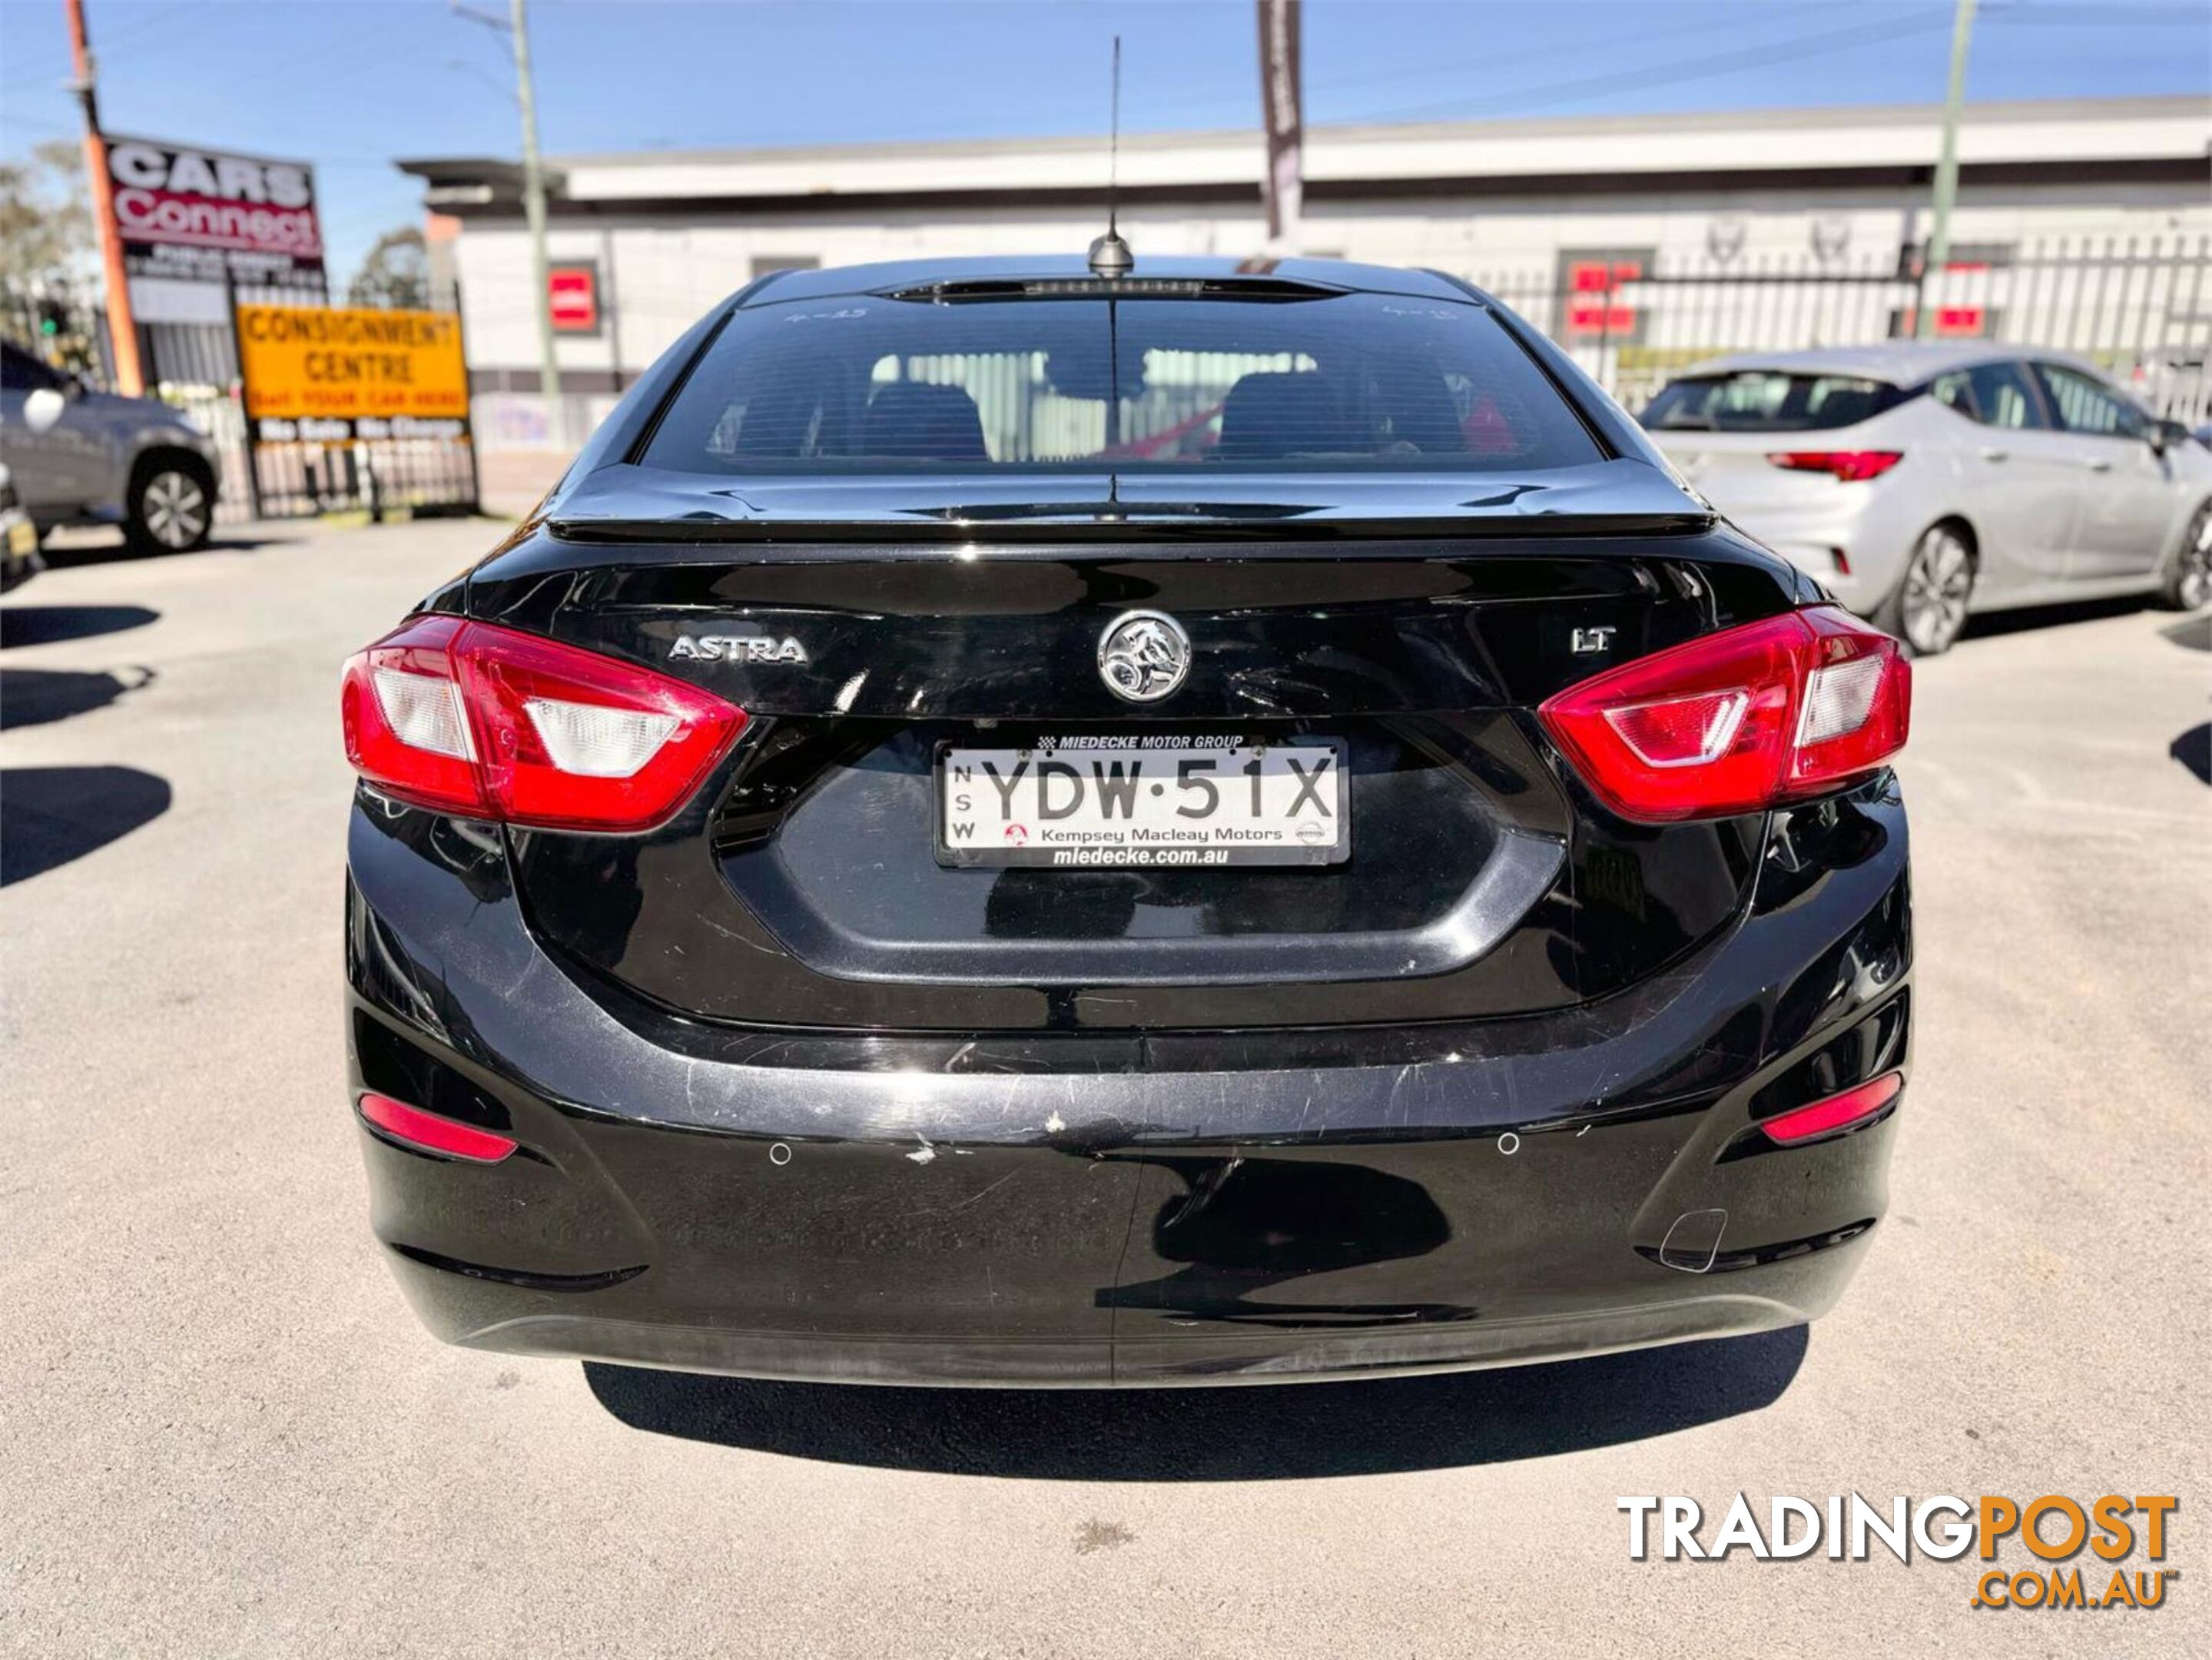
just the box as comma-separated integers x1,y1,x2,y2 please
357,1092,517,1162
1759,1073,1903,1146
341,618,746,832
1765,450,1903,483
1538,606,1911,822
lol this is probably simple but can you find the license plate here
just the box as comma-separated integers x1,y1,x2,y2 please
936,735,1349,868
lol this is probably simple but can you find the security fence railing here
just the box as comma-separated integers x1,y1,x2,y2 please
151,277,479,525
15,234,2210,529
4,275,479,526
1468,234,2212,426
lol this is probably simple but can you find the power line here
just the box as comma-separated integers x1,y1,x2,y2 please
1983,2,2207,21
1312,4,1820,101
1348,8,1957,124
0,4,203,95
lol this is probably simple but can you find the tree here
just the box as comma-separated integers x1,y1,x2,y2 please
0,138,91,288
0,140,95,369
348,227,430,310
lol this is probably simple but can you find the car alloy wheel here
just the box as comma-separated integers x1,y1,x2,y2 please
139,469,209,550
1899,526,1972,656
2174,506,2212,611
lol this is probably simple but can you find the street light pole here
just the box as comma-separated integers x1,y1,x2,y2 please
509,0,563,449
453,0,563,448
1918,0,1978,340
62,0,145,393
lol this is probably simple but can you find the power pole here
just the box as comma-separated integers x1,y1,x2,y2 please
1918,0,1978,339
1255,0,1305,259
62,0,144,393
509,0,563,449
453,1,563,447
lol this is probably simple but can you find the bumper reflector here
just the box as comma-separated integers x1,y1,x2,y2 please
358,1093,517,1163
1760,1073,1903,1147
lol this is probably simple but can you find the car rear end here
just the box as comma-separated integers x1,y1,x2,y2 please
1640,363,1935,613
342,261,1914,1386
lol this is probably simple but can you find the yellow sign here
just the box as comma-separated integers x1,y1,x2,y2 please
237,304,468,423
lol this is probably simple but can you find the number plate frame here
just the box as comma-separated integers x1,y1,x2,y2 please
933,733,1351,869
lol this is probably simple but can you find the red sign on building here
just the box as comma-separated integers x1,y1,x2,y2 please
548,264,600,334
1555,249,1653,344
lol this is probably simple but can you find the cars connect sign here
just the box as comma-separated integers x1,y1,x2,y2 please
107,137,327,287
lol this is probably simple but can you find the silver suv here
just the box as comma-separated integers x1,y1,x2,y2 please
0,339,223,554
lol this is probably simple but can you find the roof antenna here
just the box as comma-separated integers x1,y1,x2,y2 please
1088,36,1133,278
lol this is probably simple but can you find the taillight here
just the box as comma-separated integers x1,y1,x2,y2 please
341,617,747,832
1538,605,1910,822
1765,450,1902,482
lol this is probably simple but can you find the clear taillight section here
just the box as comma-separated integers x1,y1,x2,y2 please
1538,606,1910,822
341,616,747,832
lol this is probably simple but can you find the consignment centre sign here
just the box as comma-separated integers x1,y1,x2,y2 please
237,305,471,443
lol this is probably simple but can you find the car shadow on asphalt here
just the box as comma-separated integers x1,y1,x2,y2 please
1956,593,2157,645
582,1325,1809,1479
2171,724,2210,785
0,604,160,649
0,765,172,886
2161,614,2211,652
0,666,156,730
35,532,275,572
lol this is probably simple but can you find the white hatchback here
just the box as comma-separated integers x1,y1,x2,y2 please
1642,344,2212,654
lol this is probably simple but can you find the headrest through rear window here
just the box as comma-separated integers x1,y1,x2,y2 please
860,381,990,461
1809,387,1880,427
1215,371,1361,460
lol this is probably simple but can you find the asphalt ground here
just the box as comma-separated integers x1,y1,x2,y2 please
3,518,2207,1657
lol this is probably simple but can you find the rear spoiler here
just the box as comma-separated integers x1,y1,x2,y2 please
543,459,1716,546
545,508,1716,546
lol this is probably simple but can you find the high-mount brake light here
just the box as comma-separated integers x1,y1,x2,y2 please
1765,450,1903,483
1537,606,1911,822
340,618,747,832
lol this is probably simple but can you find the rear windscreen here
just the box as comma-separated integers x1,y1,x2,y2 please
1640,371,1903,433
639,289,1603,473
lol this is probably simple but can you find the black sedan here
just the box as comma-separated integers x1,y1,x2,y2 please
342,255,1912,1386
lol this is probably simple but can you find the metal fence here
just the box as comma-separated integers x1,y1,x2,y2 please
159,278,479,525
1474,234,2212,426
6,274,481,527
16,233,2210,526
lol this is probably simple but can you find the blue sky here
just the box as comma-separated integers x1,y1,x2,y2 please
1,0,2204,281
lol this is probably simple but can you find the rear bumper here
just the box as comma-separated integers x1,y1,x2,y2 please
1713,487,1925,613
346,781,1912,1387
389,1265,1845,1387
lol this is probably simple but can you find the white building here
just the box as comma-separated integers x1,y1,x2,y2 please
402,95,2212,457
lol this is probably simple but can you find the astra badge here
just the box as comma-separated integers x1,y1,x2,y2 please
668,633,808,665
1097,609,1191,703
